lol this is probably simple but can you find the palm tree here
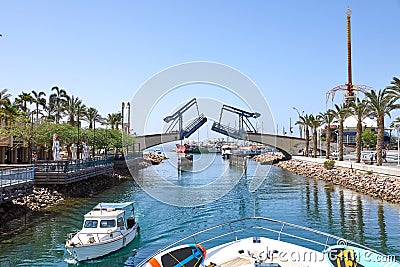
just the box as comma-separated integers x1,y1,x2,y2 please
296,113,311,157
106,113,117,129
14,91,34,113
333,103,352,161
0,89,11,108
84,107,103,157
64,95,82,126
350,98,369,163
319,109,336,159
114,112,122,130
387,76,400,91
365,89,400,165
84,107,102,129
308,114,322,158
49,86,69,123
31,90,46,123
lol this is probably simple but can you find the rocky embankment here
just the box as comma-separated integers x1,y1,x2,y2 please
0,173,132,230
275,159,400,204
253,153,282,164
144,152,167,165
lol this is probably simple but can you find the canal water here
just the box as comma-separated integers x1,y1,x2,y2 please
0,151,399,266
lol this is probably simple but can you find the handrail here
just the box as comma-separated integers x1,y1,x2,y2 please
136,216,394,266
0,166,34,188
34,156,114,174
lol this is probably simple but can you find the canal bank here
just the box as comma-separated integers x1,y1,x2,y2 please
0,160,145,233
0,152,399,266
275,157,400,204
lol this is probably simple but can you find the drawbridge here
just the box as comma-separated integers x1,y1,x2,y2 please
164,98,207,140
211,104,260,139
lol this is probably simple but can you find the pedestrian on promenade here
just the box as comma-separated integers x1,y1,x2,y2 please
382,149,387,163
369,151,374,164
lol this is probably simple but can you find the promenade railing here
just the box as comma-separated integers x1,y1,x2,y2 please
0,166,35,188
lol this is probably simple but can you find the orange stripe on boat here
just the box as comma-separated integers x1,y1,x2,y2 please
148,258,162,267
196,244,207,259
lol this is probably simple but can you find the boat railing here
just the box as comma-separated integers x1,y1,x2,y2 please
136,216,391,266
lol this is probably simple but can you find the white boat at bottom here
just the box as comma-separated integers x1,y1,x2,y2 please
137,217,399,267
65,202,139,262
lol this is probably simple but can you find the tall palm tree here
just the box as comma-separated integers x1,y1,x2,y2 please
84,107,103,157
333,103,352,161
0,89,12,108
319,109,336,159
114,112,122,130
308,114,322,158
365,89,400,165
387,76,400,91
14,91,34,113
31,90,46,123
64,95,82,126
296,113,311,157
350,98,369,163
49,86,69,123
84,107,102,129
106,113,117,129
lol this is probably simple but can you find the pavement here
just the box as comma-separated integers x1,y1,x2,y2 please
292,150,400,177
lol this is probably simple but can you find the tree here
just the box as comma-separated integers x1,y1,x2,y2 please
64,95,83,126
296,113,311,156
49,86,69,123
84,107,103,157
351,98,369,163
387,76,400,91
14,91,34,113
319,109,336,159
365,89,400,165
333,103,352,161
308,114,322,158
0,89,11,108
362,129,377,148
31,90,46,123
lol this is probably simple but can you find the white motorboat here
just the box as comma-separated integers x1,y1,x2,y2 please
137,217,399,267
65,202,140,262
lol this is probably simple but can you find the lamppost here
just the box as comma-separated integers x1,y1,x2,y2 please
292,107,304,138
93,119,96,158
395,123,400,166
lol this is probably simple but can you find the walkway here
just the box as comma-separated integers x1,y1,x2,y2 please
293,155,400,177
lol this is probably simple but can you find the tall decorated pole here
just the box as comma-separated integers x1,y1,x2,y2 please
345,7,355,103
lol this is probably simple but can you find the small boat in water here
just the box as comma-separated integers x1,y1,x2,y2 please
65,202,139,262
136,217,399,267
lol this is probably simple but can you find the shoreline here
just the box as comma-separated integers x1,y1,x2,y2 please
0,164,139,233
274,159,400,204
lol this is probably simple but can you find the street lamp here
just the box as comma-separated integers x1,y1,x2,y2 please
395,123,400,166
292,107,304,138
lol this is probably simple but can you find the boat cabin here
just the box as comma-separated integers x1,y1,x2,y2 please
81,202,136,234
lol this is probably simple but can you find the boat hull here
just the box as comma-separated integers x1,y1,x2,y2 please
66,224,138,262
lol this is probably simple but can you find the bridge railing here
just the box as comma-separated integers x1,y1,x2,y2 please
0,166,35,188
211,122,242,139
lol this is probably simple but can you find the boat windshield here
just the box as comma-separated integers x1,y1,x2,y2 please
100,219,116,228
84,220,98,228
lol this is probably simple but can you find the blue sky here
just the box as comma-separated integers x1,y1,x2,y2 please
1,1,399,136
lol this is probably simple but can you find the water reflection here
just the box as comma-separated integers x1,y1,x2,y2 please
377,202,387,253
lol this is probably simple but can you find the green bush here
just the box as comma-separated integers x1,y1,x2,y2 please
323,159,335,170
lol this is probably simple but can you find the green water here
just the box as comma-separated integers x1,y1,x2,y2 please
0,153,399,266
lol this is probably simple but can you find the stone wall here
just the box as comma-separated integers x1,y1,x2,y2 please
275,159,400,204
